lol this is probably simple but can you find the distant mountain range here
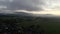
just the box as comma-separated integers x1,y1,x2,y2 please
0,12,60,18
0,12,33,17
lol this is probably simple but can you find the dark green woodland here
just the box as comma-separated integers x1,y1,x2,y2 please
0,14,60,34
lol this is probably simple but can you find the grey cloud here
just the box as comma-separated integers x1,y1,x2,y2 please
7,0,44,11
0,0,45,11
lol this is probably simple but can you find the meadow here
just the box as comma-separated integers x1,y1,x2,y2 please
0,16,60,34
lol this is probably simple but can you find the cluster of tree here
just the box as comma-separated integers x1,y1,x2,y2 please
0,16,45,34
0,16,59,34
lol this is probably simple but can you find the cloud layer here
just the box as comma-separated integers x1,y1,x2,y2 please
8,0,44,11
0,0,43,11
0,0,60,13
0,0,45,11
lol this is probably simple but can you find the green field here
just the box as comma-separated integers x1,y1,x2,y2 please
0,16,60,34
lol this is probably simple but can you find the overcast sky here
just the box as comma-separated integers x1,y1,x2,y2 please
0,0,45,11
0,0,60,10
0,0,60,13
